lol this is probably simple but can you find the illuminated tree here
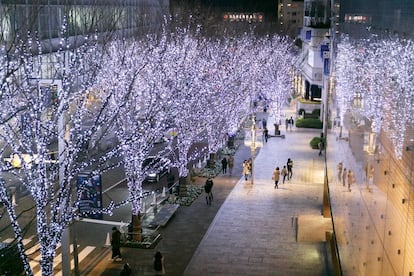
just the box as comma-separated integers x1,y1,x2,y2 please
0,26,117,276
258,35,294,124
96,37,173,240
335,34,414,158
334,35,362,127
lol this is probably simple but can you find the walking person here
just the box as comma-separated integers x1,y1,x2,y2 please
287,158,293,180
111,227,122,262
243,160,249,180
342,168,347,187
272,167,280,189
153,251,165,275
337,162,343,183
228,155,234,176
318,140,324,156
204,177,214,205
247,158,253,178
348,170,355,192
221,157,228,174
289,116,294,130
285,118,289,130
281,165,288,184
264,127,269,143
365,163,374,187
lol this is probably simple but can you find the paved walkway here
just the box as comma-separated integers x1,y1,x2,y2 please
184,126,330,275
89,105,335,275
90,103,397,276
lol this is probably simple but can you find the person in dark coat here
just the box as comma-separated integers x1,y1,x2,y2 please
204,177,214,205
221,157,228,174
111,227,122,261
154,251,165,275
287,158,293,180
264,128,269,143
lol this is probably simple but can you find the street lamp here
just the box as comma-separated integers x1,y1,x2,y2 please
250,114,257,185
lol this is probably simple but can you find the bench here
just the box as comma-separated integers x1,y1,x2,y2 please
149,203,180,227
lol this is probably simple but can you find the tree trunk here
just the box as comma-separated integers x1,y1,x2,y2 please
130,213,142,242
208,153,215,168
178,176,188,197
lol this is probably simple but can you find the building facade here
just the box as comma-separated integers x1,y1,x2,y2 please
277,0,304,38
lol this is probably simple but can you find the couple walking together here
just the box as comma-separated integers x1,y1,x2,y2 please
272,158,293,189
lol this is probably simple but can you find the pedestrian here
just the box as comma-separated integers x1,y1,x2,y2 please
289,116,294,130
337,162,343,182
287,158,293,180
247,158,252,176
120,263,131,276
111,227,122,262
348,170,355,191
221,157,228,174
228,155,234,176
348,170,355,192
153,251,165,275
262,118,267,128
281,165,288,184
272,167,280,189
243,160,249,180
342,168,347,187
365,163,374,186
285,118,289,130
204,177,214,205
264,128,269,143
318,140,324,156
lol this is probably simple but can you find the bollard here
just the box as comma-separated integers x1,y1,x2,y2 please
12,193,17,206
152,193,157,205
105,232,111,247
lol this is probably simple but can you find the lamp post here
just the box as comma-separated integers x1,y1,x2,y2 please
322,28,333,218
250,114,257,185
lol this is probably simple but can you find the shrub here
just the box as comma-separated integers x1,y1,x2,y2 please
296,118,323,129
312,109,321,116
310,137,326,149
304,113,319,119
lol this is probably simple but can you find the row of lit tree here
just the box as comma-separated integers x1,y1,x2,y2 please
335,34,414,159
0,24,294,275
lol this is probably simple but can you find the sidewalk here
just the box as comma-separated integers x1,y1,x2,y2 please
90,108,334,275
88,135,254,275
184,119,330,275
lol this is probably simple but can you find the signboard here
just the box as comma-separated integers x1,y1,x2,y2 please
39,79,61,107
324,58,330,75
223,12,264,23
305,30,311,40
76,173,103,219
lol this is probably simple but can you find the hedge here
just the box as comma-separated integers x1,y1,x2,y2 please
295,118,323,129
310,137,326,149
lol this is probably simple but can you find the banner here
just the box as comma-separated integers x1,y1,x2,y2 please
76,173,103,219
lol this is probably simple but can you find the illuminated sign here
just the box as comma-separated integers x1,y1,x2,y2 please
223,12,264,23
344,14,372,24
